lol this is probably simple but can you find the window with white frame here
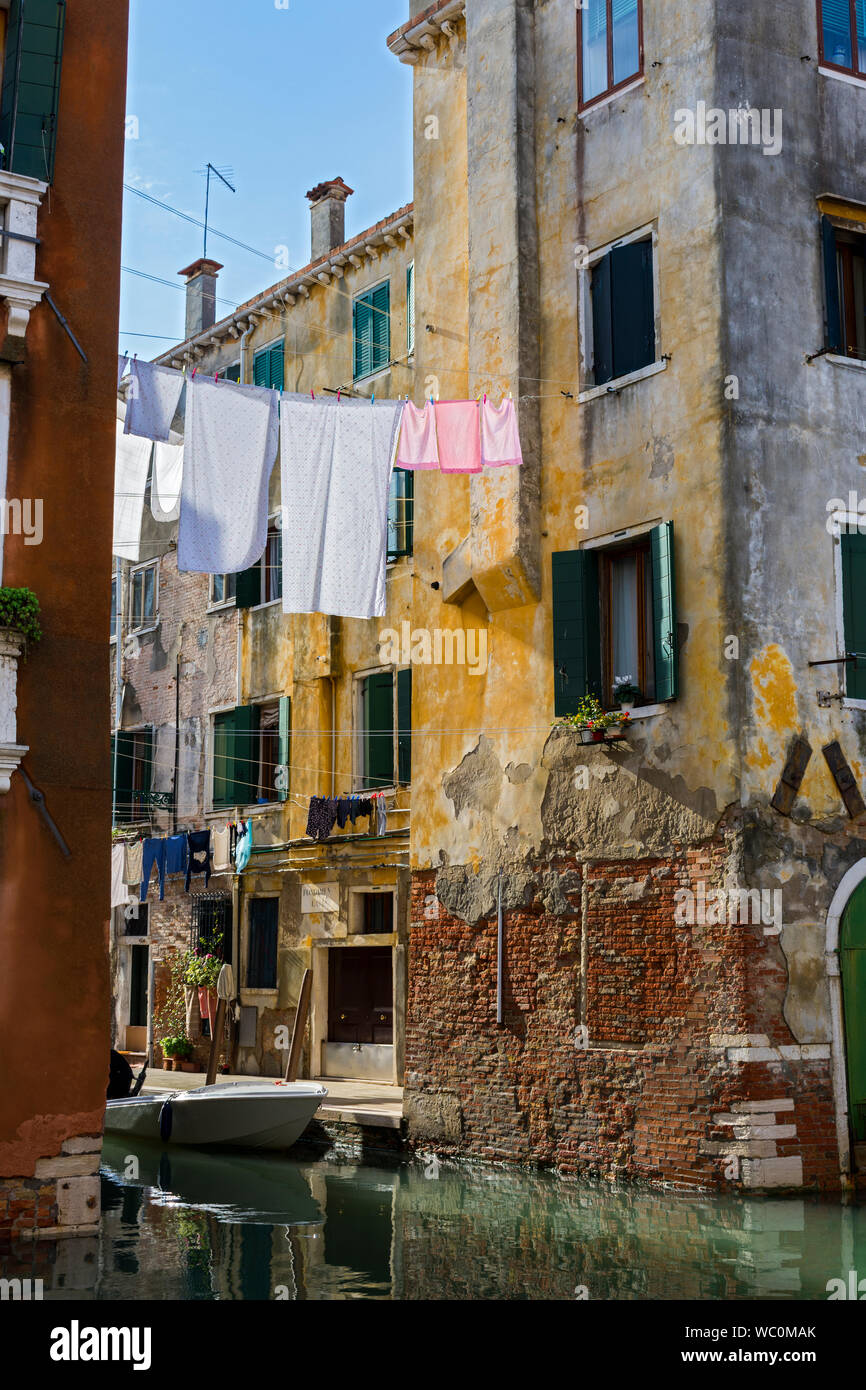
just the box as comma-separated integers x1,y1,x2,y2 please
210,572,237,607
128,560,158,631
579,225,660,393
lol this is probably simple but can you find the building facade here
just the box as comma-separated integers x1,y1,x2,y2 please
0,0,129,1241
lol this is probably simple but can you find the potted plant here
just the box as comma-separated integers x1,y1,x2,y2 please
160,1034,193,1069
574,694,606,742
612,676,641,714
183,948,223,1038
0,587,40,791
606,710,632,741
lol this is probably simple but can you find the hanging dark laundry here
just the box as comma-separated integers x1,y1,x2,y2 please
185,828,213,891
306,796,339,842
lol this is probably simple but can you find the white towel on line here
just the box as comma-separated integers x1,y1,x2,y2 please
113,419,152,562
280,396,404,620
111,843,127,909
151,440,184,523
178,375,279,575
124,359,185,443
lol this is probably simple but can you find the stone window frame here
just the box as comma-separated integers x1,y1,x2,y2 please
248,512,283,611
127,557,159,635
576,219,667,403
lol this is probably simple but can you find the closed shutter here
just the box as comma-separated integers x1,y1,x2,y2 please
213,705,258,807
353,294,374,380
611,238,655,378
253,342,283,391
277,695,291,802
213,710,237,809
236,561,262,609
111,730,135,822
407,262,415,354
0,0,65,182
841,529,866,699
397,667,412,786
822,215,843,353
650,521,679,702
364,671,394,788
247,898,278,989
136,727,154,810
551,550,602,715
590,252,613,386
371,281,391,374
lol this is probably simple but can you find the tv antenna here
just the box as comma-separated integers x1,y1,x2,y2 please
195,162,236,259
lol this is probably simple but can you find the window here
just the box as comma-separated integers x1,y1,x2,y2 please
0,0,66,182
585,233,656,387
359,668,411,790
247,898,278,989
407,262,415,355
387,469,414,562
353,280,390,381
578,0,642,110
129,560,158,631
818,0,866,79
219,362,241,382
840,527,866,698
112,727,154,825
362,892,394,934
190,894,232,961
253,341,284,391
822,216,866,360
110,573,118,641
212,698,290,809
552,522,678,715
124,901,149,937
210,572,237,607
236,518,282,608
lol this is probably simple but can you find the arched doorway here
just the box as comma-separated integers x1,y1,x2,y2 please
840,882,866,1153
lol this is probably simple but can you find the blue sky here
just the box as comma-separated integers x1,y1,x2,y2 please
121,0,412,356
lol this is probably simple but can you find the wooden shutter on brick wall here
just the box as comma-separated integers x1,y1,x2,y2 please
551,549,601,715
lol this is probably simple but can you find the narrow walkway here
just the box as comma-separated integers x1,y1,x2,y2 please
141,1070,404,1129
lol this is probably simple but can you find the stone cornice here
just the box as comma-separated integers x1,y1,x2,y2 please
386,0,466,64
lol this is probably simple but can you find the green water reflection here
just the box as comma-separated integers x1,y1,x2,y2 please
10,1138,866,1300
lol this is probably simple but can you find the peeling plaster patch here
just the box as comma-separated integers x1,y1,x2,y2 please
537,867,580,916
505,761,532,784
750,644,798,734
435,863,536,925
648,434,674,480
443,735,503,820
780,922,831,1044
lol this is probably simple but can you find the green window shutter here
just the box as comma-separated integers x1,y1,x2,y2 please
364,672,394,788
590,252,613,386
650,521,679,702
397,667,412,786
551,550,601,716
841,530,866,699
111,730,134,823
236,561,262,609
277,695,291,802
353,294,374,380
213,709,237,809
138,727,154,809
253,348,269,389
371,281,390,374
407,262,415,354
822,215,843,353
268,342,284,392
612,239,655,378
232,704,258,807
0,0,65,183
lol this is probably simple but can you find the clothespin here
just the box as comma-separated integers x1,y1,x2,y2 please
214,370,219,382
336,388,341,402
371,392,375,404
483,392,487,404
508,389,513,400
310,388,315,400
192,366,197,380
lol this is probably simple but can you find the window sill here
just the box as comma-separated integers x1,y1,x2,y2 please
620,702,669,721
249,599,283,613
819,65,866,92
842,697,866,711
825,353,866,373
579,358,667,404
207,600,237,614
127,621,160,638
353,364,393,390
579,75,645,116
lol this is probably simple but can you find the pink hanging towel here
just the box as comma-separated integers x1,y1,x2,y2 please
481,397,523,467
395,400,439,470
434,401,482,473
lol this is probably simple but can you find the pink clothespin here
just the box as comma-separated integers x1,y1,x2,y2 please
310,388,315,400
337,388,341,402
214,370,219,382
192,366,197,380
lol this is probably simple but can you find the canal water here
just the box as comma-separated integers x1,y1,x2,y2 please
40,1139,864,1299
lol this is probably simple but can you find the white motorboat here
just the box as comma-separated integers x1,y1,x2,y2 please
104,1080,328,1151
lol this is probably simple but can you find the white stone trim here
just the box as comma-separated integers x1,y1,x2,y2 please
819,65,866,92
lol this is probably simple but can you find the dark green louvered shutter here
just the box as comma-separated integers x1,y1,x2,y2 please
213,709,237,809
353,294,374,380
371,280,390,373
0,0,65,182
397,667,412,786
277,695,291,802
253,343,283,390
364,672,394,788
841,529,866,699
590,253,613,385
822,215,843,353
551,550,601,715
232,704,258,806
612,238,655,378
111,730,134,823
236,561,262,609
137,727,154,811
650,521,679,702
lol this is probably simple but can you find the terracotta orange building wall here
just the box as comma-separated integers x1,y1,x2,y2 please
0,0,130,1224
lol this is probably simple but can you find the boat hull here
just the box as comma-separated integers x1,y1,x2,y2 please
104,1081,327,1151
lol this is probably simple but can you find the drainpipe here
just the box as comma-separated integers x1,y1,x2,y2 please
239,320,255,385
112,555,124,828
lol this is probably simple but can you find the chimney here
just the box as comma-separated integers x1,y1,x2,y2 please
178,257,223,339
305,178,354,262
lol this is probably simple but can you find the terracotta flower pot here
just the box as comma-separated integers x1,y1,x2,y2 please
591,729,605,743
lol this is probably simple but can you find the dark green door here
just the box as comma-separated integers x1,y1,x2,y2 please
841,883,866,1142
